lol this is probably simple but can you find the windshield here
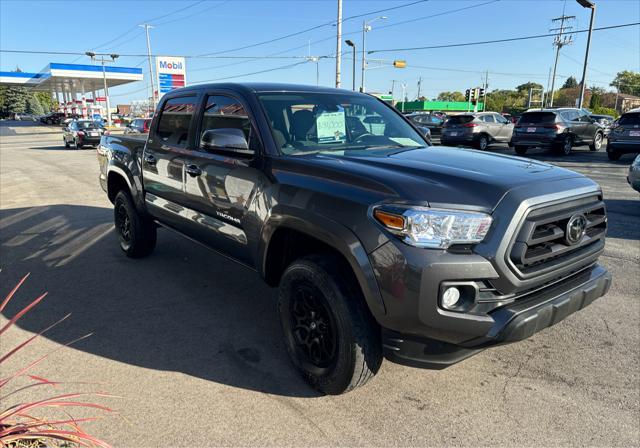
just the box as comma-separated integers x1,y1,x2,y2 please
619,113,640,125
518,112,557,124
76,121,98,129
258,92,426,155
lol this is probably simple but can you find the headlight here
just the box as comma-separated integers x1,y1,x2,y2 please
373,206,493,249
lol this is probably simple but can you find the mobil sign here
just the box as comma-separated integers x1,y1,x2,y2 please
156,56,186,96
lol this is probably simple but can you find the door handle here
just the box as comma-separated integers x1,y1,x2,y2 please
185,164,202,177
143,153,157,165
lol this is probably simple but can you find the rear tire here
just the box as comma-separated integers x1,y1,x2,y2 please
514,145,527,155
278,255,382,395
114,190,156,258
606,146,622,161
475,134,490,151
555,135,572,155
589,132,603,151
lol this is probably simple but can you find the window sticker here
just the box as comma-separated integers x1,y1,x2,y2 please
316,110,346,143
389,137,422,147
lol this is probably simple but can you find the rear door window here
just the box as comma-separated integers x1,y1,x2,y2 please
156,95,197,148
519,112,557,124
619,113,640,126
481,115,495,123
560,110,579,122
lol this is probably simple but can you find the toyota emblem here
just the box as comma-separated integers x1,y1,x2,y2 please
565,214,588,245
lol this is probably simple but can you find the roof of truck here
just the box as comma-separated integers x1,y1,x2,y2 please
166,82,361,95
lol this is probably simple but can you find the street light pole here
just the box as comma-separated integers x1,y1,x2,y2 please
335,0,342,88
360,16,386,93
86,52,118,128
140,24,156,112
577,0,596,109
345,40,356,91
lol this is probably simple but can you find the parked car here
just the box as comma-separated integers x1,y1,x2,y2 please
40,112,65,125
590,114,615,136
440,112,514,150
606,109,640,161
63,119,104,149
98,83,610,394
628,154,640,193
124,118,152,135
510,108,605,156
406,113,445,137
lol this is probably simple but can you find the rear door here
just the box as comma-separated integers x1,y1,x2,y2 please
479,114,498,139
179,92,268,265
561,110,584,142
493,113,513,140
142,94,199,231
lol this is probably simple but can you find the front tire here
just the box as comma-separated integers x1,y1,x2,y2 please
64,138,70,149
589,132,603,151
114,190,156,258
606,145,622,161
278,255,382,394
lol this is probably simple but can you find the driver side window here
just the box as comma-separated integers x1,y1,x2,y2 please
199,95,260,153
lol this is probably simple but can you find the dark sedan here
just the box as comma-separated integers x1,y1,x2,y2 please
63,119,104,149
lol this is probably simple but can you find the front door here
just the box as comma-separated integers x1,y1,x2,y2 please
179,93,268,266
142,94,199,231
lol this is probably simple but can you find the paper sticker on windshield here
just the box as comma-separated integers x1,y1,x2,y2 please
389,137,421,147
316,111,346,143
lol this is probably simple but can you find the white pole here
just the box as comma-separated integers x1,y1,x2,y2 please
101,60,112,128
361,21,366,92
335,0,342,88
140,24,156,110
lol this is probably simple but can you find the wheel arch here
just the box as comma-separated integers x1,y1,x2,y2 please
259,208,386,319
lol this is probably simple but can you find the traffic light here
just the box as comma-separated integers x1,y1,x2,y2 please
471,88,478,103
393,60,406,68
465,89,471,101
479,88,485,98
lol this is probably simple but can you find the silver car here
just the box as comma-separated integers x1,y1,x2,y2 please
628,154,640,193
440,112,514,150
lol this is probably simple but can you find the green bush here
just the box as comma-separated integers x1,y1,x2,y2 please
590,106,619,118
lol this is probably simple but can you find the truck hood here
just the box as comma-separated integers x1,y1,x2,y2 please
300,146,588,211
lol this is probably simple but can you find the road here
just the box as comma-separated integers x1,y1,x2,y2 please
1,121,638,447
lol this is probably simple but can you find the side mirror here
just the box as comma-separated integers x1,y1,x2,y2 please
417,126,432,145
200,128,252,156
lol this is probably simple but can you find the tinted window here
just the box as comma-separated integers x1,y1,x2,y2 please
156,96,197,147
618,113,640,125
447,115,474,125
519,112,557,124
494,114,508,124
481,115,495,123
199,95,258,151
561,110,579,121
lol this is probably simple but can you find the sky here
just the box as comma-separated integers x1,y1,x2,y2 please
1,0,639,104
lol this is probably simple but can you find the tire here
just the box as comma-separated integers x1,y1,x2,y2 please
589,132,603,151
114,190,156,258
64,138,70,149
71,138,79,150
606,146,622,161
278,255,382,395
514,145,527,155
475,134,490,151
556,135,572,155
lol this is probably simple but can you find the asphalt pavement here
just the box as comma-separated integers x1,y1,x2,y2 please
1,121,638,447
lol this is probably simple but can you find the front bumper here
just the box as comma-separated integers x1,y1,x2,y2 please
382,264,611,368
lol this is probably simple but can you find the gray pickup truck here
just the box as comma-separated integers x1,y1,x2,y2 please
97,83,611,394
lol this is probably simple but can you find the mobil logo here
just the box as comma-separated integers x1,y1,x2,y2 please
159,60,183,71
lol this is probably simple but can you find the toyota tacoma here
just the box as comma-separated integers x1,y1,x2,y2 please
97,83,611,394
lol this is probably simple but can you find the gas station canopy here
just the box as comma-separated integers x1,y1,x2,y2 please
0,62,143,93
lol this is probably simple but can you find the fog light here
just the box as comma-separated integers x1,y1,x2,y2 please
442,287,461,309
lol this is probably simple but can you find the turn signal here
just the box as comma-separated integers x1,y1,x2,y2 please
374,209,405,230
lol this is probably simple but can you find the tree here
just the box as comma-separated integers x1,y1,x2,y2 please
515,82,543,94
34,92,54,114
562,76,578,89
610,70,640,97
0,86,29,114
436,91,465,102
26,95,44,115
588,86,606,109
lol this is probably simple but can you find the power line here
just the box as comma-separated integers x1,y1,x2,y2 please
368,22,640,53
192,60,310,83
197,0,429,56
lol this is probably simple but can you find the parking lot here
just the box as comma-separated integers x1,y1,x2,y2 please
1,121,638,446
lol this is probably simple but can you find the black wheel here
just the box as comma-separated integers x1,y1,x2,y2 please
114,190,156,258
71,138,79,150
590,132,603,151
278,255,382,394
556,135,572,155
64,138,70,149
475,134,490,151
606,146,622,161
514,145,527,155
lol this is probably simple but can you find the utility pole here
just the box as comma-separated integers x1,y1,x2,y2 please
335,0,342,88
417,76,422,99
548,14,575,107
577,0,596,109
360,16,387,93
483,70,488,111
401,82,407,113
85,52,118,128
140,24,156,112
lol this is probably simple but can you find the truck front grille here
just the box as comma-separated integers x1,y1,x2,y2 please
509,195,606,276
